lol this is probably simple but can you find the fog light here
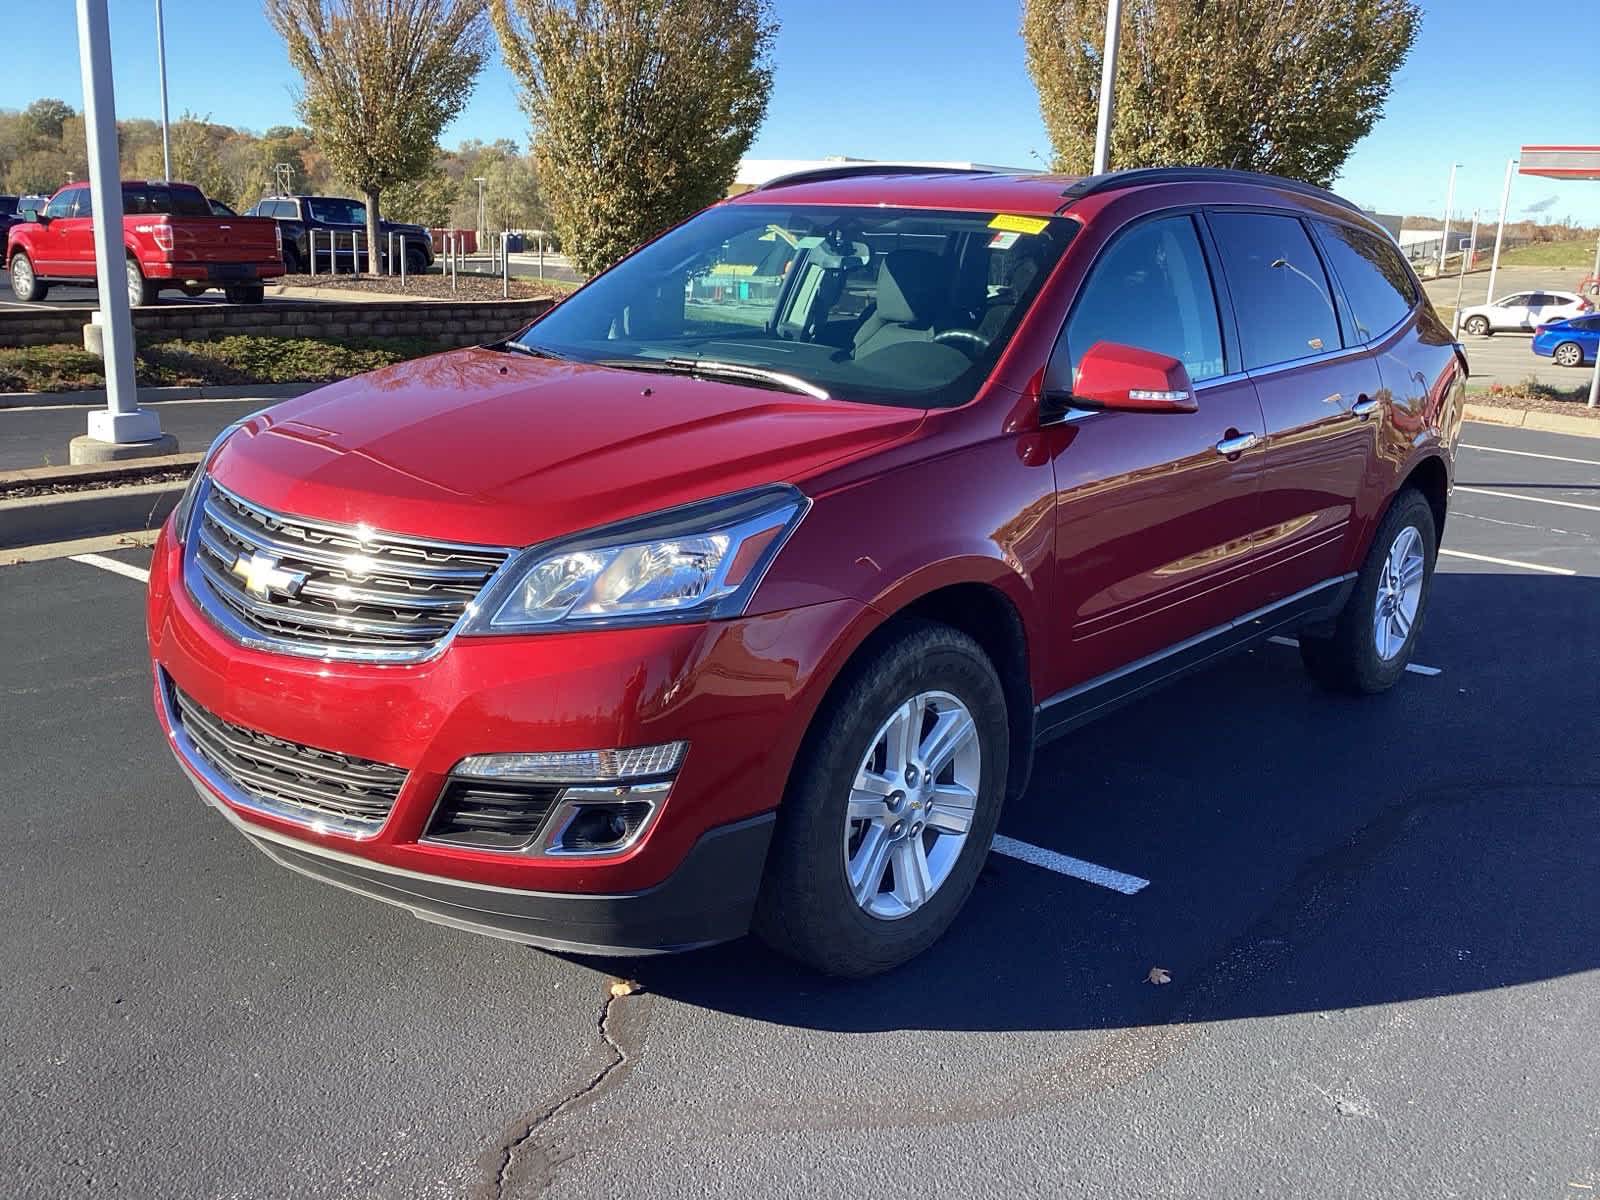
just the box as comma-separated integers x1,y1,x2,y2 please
456,742,685,783
544,784,670,856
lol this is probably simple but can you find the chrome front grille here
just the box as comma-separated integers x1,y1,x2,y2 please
169,679,406,836
186,480,510,662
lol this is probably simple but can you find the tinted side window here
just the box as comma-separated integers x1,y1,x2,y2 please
1314,221,1415,341
72,188,92,218
1062,214,1225,383
1208,211,1341,369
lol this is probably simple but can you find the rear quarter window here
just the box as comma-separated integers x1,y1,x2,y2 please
1208,211,1342,369
1313,221,1415,342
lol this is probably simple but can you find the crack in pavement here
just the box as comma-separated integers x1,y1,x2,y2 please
474,983,651,1200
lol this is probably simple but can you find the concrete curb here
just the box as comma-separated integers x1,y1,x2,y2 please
0,382,320,410
0,480,185,549
1463,402,1600,440
0,452,201,492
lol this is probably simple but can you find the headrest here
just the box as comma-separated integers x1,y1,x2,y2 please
874,250,946,324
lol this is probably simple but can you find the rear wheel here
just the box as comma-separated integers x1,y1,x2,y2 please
1463,315,1489,336
405,246,428,276
126,257,153,307
224,284,265,304
1553,341,1584,368
1299,488,1436,694
753,621,1009,977
9,252,47,302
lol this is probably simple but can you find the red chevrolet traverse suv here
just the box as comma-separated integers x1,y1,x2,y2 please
147,167,1464,976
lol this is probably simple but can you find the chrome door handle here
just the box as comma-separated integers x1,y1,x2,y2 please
1351,395,1380,419
1214,432,1260,457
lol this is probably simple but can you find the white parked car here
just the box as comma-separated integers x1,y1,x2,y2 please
1458,290,1592,336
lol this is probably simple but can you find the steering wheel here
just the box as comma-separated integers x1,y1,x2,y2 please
932,328,992,355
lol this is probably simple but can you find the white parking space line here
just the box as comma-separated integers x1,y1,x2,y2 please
1438,548,1578,576
1265,635,1440,676
1455,486,1600,515
991,835,1150,894
1461,443,1600,469
69,553,150,584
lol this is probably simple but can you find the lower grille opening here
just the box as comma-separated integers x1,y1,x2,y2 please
169,678,406,833
424,780,563,851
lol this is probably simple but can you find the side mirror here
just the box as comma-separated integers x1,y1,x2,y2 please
1050,341,1198,415
24,208,42,224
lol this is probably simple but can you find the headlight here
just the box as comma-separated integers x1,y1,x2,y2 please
172,412,266,543
472,486,807,632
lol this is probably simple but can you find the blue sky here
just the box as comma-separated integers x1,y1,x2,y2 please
5,0,1594,224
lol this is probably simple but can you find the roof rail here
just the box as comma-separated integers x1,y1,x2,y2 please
1058,167,1363,216
753,163,997,192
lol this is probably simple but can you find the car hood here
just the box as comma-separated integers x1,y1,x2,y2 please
209,348,924,548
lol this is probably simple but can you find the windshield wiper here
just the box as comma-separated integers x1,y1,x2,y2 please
596,356,829,400
493,339,564,360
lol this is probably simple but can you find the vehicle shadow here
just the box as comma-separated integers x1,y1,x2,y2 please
564,570,1599,1033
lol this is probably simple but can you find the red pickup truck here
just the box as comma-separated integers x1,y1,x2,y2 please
6,180,283,306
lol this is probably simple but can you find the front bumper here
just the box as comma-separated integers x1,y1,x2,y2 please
146,518,868,953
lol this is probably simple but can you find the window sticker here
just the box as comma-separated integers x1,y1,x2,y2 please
988,230,1021,250
989,213,1050,236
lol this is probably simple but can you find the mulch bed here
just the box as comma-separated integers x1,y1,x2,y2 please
276,273,573,302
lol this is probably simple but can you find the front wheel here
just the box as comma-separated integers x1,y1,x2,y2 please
1553,341,1584,368
1299,488,1436,694
10,252,48,302
753,621,1009,977
224,284,265,304
1463,315,1489,336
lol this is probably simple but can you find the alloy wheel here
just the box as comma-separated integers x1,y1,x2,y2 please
1373,525,1425,661
1554,343,1582,367
844,690,981,920
12,255,32,296
126,259,143,307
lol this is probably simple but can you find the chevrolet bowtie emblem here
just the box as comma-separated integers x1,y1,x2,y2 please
230,551,307,599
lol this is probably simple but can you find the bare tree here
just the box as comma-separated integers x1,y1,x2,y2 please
265,0,489,274
491,0,775,276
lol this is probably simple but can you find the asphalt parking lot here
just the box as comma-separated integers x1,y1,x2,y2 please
3,421,1596,1199
0,277,314,312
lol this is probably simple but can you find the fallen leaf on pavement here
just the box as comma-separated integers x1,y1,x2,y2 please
609,979,641,998
1146,967,1172,985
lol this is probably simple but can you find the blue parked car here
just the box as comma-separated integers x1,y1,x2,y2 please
1532,315,1600,368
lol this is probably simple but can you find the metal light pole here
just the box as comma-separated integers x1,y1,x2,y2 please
74,0,168,459
1450,209,1479,338
155,0,171,181
1485,157,1516,304
1092,0,1123,175
1436,163,1459,278
474,177,486,251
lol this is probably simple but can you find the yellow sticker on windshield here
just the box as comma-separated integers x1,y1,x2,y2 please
989,213,1049,235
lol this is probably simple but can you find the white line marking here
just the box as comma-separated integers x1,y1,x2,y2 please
1462,443,1600,469
1439,548,1577,576
69,553,150,583
1456,486,1600,515
991,835,1149,894
1265,634,1440,676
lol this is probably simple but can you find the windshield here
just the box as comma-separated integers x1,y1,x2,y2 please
307,198,367,225
515,203,1073,408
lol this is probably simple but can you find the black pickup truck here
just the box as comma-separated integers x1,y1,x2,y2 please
244,195,433,275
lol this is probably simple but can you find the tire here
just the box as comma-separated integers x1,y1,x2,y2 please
753,620,1009,977
405,246,428,276
1299,488,1436,695
1553,342,1584,368
283,246,302,276
1463,315,1489,336
224,284,265,304
9,252,47,302
126,257,152,307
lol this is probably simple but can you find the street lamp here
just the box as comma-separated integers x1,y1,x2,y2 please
1437,162,1460,278
1485,158,1517,304
155,0,171,181
1092,0,1123,175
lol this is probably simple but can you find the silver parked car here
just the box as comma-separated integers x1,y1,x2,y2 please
1458,289,1592,336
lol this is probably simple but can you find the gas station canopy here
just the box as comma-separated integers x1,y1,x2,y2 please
1519,146,1600,180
